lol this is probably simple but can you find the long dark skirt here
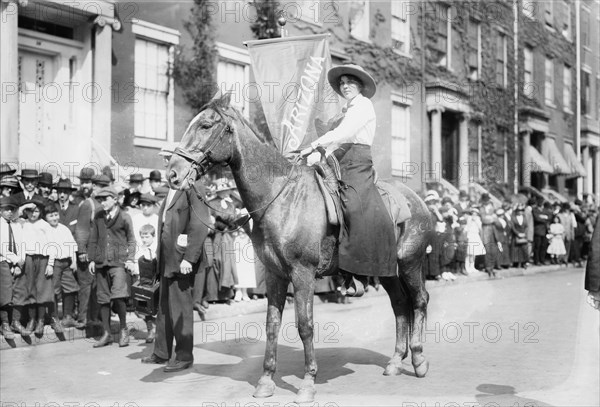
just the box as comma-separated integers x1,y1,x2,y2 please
333,144,396,277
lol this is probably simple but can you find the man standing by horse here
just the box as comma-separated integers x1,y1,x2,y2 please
141,180,210,372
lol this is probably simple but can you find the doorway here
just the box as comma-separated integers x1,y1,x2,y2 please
441,112,459,186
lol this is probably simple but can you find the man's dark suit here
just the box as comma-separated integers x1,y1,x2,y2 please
153,182,210,363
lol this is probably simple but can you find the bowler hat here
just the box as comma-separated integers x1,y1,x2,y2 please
147,170,162,182
327,63,377,99
0,195,19,209
0,163,16,177
480,193,491,203
95,186,118,199
138,193,157,205
127,173,144,184
38,172,53,187
153,186,169,200
54,178,76,191
78,168,96,182
19,169,39,180
92,174,111,187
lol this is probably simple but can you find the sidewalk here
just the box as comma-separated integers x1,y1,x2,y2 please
0,263,581,350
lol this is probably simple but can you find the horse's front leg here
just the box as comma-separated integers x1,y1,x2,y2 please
254,273,288,398
291,271,317,404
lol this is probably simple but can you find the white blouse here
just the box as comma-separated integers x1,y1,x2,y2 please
311,93,376,154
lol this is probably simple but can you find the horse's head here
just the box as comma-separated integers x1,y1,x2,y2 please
167,91,237,190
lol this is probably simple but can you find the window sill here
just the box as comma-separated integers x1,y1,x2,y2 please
134,137,170,149
563,108,574,115
392,48,412,59
545,101,556,109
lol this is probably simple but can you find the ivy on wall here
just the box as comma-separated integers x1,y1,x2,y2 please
172,0,218,112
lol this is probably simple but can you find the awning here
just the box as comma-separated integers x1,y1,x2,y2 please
563,143,588,178
541,188,569,203
541,138,571,175
527,145,554,173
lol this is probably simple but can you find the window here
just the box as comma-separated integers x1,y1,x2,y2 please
496,127,508,183
524,46,534,97
562,1,571,40
216,42,250,118
522,0,536,19
434,2,451,68
545,57,554,106
132,21,179,146
495,32,506,87
563,65,572,112
391,1,410,54
468,19,481,80
582,70,591,116
468,122,481,181
349,1,369,42
391,98,411,177
581,7,590,47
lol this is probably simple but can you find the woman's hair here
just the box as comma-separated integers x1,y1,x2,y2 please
553,215,561,223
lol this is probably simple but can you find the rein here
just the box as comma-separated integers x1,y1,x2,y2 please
172,104,302,233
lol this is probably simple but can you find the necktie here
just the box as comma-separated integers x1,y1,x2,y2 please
7,221,17,254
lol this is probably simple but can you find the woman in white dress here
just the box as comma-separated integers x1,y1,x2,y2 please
465,207,486,274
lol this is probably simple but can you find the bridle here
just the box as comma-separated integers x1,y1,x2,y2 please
169,104,300,232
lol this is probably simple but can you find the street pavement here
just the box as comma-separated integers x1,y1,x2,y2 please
1,266,598,407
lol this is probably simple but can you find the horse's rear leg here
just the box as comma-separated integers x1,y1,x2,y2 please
380,275,410,376
291,272,317,404
401,260,430,378
254,274,288,398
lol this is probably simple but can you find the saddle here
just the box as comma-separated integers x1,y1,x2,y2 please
313,155,412,242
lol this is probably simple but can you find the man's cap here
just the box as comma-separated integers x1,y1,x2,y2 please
147,170,162,182
78,167,96,182
19,168,39,180
38,172,53,187
92,174,112,187
95,186,118,199
0,195,20,209
138,193,158,205
54,178,77,191
153,186,169,199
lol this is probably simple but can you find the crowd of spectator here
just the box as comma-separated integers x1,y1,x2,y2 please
1,158,597,345
421,187,598,282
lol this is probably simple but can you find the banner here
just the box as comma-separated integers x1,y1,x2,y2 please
246,34,343,155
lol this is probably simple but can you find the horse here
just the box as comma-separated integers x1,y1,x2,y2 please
167,91,433,403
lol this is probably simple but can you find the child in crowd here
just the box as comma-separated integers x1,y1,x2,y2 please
19,198,63,337
0,196,22,340
465,207,486,274
45,204,79,329
547,215,567,264
135,224,157,343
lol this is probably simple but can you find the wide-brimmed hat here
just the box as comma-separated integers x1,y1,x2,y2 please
54,178,77,191
214,178,235,192
0,175,21,190
147,170,162,182
138,193,158,205
95,186,118,199
78,167,96,182
92,174,112,187
0,195,20,209
0,163,16,177
19,169,39,180
127,173,144,184
327,64,377,99
38,172,53,187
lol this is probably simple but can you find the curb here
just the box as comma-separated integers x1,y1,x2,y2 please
0,263,582,350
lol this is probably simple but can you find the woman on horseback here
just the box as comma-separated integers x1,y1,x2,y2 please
300,64,397,296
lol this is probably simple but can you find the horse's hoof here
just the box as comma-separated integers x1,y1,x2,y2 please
383,363,402,376
294,384,316,404
253,378,276,398
413,359,429,378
